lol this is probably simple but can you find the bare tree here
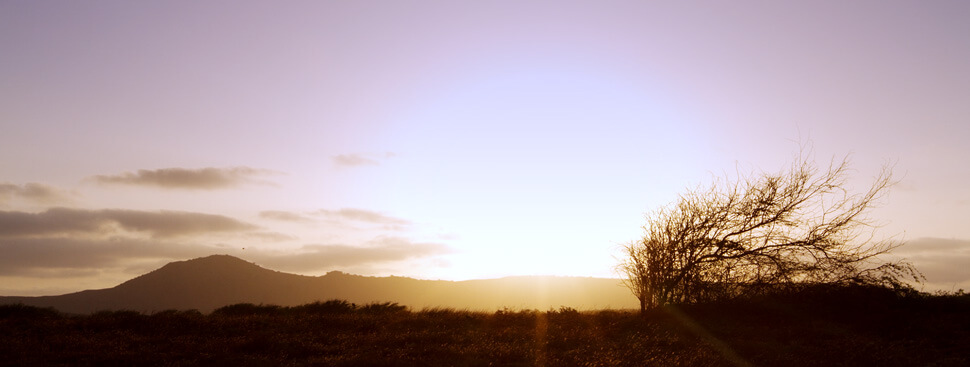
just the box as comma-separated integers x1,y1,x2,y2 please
619,154,922,314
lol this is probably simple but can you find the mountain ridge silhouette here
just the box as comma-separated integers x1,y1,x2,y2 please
0,255,637,313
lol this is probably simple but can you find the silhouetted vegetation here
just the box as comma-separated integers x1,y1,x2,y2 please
620,153,922,313
2,288,969,366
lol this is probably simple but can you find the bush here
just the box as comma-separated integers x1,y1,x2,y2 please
359,302,408,315
619,154,921,312
0,304,61,320
212,303,282,317
289,300,357,315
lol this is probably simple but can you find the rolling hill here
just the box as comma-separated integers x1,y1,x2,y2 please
0,255,637,313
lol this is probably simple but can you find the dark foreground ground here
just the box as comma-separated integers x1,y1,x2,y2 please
2,286,968,366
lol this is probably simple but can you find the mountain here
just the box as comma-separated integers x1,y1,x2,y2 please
0,255,638,314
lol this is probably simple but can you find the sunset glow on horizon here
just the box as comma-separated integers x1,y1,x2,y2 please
2,1,969,296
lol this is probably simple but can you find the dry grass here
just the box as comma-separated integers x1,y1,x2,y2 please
2,287,968,366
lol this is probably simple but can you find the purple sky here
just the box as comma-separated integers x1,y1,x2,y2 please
2,1,969,295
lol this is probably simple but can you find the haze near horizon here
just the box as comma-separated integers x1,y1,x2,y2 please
2,1,969,296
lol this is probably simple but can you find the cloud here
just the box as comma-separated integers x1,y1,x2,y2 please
261,208,410,229
0,205,446,287
333,154,379,166
259,210,315,223
0,208,257,239
0,234,449,277
894,237,970,284
314,208,411,226
0,237,214,277
332,152,396,167
0,182,73,204
91,167,278,189
254,236,452,272
244,231,298,242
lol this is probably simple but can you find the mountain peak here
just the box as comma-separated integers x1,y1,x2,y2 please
116,254,273,290
164,254,258,269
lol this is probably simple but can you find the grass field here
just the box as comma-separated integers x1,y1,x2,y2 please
2,286,968,366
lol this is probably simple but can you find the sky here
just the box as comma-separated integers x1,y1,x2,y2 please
2,1,969,296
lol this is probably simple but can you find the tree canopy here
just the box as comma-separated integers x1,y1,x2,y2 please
619,155,922,312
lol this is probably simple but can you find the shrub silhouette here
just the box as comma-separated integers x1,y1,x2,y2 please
2,297,968,366
0,304,61,320
212,303,282,316
359,301,408,315
289,299,357,315
619,152,922,313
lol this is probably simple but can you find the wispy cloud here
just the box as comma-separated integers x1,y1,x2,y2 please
0,204,446,284
894,237,970,285
332,152,396,167
333,154,379,167
258,210,315,223
261,208,412,230
314,208,411,226
0,234,450,277
244,231,298,242
91,167,279,190
0,237,212,277
254,236,452,272
0,182,73,204
0,208,257,239
0,207,263,277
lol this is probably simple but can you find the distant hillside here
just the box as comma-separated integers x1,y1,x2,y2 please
0,255,637,313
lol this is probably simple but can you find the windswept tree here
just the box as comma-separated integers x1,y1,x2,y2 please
619,154,921,313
